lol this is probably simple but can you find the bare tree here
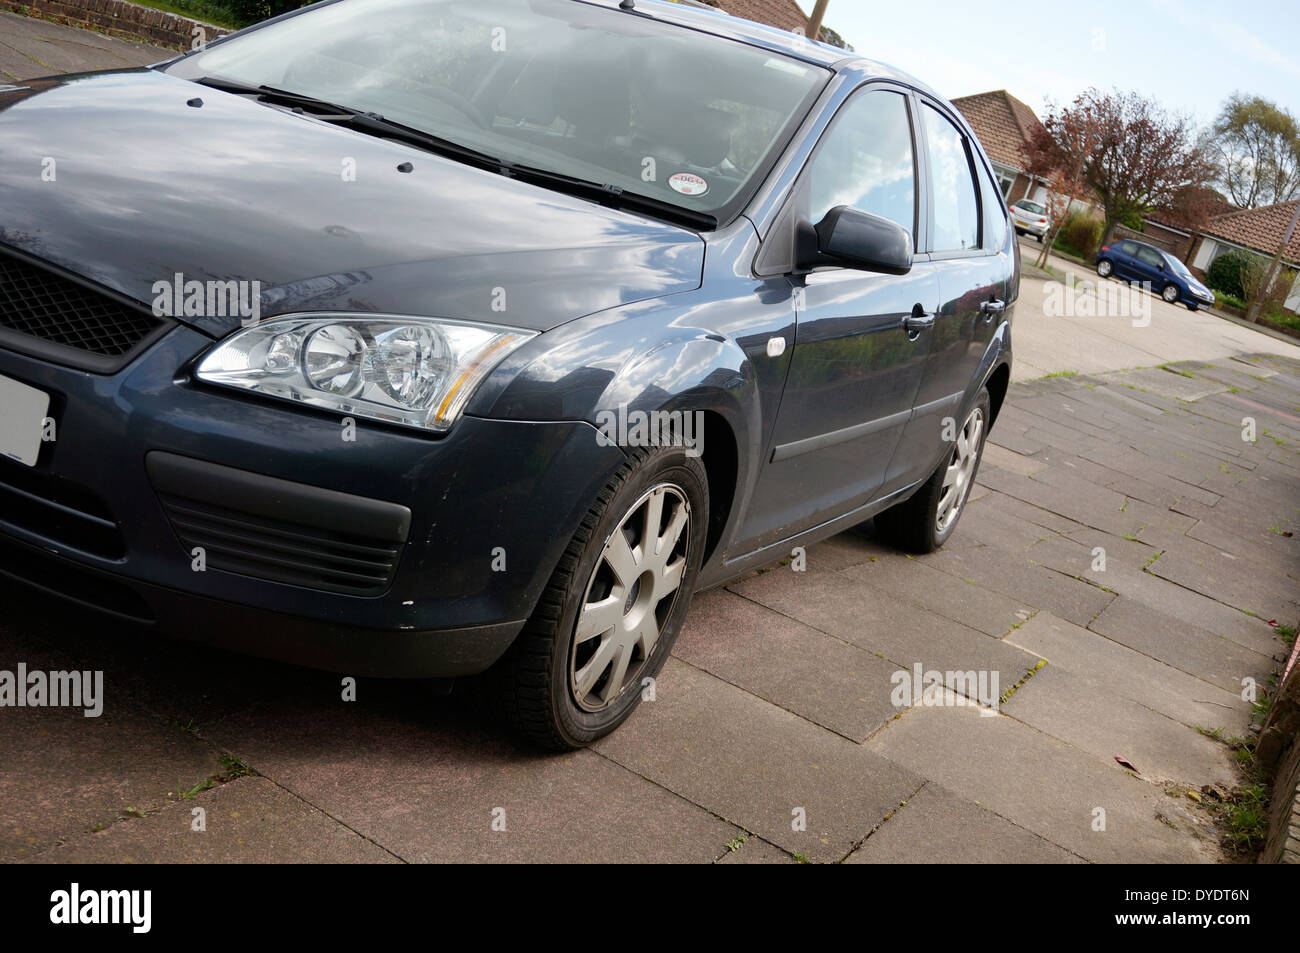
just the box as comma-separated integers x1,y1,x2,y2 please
1211,93,1300,209
1077,88,1215,255
1020,94,1103,269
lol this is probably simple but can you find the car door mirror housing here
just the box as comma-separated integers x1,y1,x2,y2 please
801,205,913,275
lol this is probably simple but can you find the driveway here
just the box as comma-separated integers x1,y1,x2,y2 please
1012,236,1300,381
0,11,171,81
3,351,1296,863
1,13,1297,865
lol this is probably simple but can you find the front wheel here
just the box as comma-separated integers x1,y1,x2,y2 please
483,444,708,750
874,389,991,554
1187,302,1200,312
1161,283,1179,303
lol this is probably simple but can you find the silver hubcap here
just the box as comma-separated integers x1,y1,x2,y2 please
1098,261,1112,276
1162,285,1177,301
937,407,984,535
570,484,690,712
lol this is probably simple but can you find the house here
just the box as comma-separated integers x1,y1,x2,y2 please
1188,200,1300,314
709,0,810,32
951,90,1047,205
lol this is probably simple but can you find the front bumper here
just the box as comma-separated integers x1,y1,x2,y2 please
0,326,624,677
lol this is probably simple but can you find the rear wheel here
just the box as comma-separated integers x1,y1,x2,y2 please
1096,259,1113,278
874,389,991,554
482,444,708,750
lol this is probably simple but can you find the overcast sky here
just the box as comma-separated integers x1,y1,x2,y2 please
799,0,1300,128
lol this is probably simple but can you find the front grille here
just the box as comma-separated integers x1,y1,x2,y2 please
0,247,166,370
156,494,403,595
0,459,125,559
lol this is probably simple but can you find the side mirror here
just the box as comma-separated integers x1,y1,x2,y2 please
801,205,912,275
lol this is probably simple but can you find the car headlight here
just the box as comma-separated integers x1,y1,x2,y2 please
195,314,534,432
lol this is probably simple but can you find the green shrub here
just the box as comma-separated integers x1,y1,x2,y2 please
1060,213,1101,257
1214,291,1247,311
1206,251,1250,300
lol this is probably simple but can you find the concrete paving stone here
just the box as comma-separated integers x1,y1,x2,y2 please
673,588,903,742
957,497,1069,553
1186,518,1298,581
594,658,924,864
716,834,798,864
1089,384,1170,420
981,443,1049,477
1108,367,1229,402
726,565,1042,697
1088,597,1280,690
1026,534,1281,657
0,588,349,730
0,698,225,861
986,426,1047,456
202,692,740,863
922,544,1114,628
799,528,898,570
1004,611,1252,736
976,466,1143,537
866,701,1219,863
31,776,399,863
1144,537,1300,623
843,782,1082,864
1062,526,1163,574
1001,664,1239,789
838,554,1035,638
978,488,1087,534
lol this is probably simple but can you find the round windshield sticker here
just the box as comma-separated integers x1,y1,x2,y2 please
668,172,708,196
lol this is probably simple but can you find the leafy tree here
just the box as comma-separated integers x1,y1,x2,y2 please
1210,93,1300,209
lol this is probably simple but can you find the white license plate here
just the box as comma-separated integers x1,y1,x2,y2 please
0,374,50,467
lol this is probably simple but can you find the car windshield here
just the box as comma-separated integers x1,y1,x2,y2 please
1017,201,1046,215
1164,253,1192,277
165,0,829,223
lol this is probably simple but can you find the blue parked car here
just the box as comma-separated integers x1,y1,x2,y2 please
1094,238,1215,311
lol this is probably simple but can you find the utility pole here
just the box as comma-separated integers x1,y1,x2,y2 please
1246,198,1300,324
806,0,829,43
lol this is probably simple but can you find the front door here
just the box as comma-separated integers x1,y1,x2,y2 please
737,85,937,550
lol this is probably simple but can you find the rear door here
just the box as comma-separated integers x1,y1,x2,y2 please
890,97,1011,491
737,84,939,549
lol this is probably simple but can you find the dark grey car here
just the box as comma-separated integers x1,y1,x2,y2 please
0,0,1016,748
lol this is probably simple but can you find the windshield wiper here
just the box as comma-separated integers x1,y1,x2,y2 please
491,162,718,232
193,76,718,231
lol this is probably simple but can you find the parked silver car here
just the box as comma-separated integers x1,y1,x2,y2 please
1010,199,1049,241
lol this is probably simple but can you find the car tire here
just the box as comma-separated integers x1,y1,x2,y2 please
1161,283,1179,303
1096,259,1113,278
874,388,991,554
1187,302,1200,312
1036,233,1043,244
481,442,708,750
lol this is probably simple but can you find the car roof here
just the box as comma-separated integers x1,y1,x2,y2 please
594,0,941,96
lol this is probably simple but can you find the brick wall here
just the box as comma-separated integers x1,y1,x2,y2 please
2,0,233,51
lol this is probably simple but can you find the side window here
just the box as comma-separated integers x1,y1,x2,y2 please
921,103,980,252
1116,241,1136,255
1136,246,1163,268
807,88,916,240
978,163,1007,250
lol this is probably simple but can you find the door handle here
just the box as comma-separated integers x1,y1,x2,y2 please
980,298,1006,321
904,306,934,335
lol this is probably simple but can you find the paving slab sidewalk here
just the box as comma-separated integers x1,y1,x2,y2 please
2,353,1294,864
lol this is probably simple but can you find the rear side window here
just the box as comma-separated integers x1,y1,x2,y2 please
1136,246,1164,268
807,88,916,239
1116,241,1137,255
979,164,1008,250
921,103,980,252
